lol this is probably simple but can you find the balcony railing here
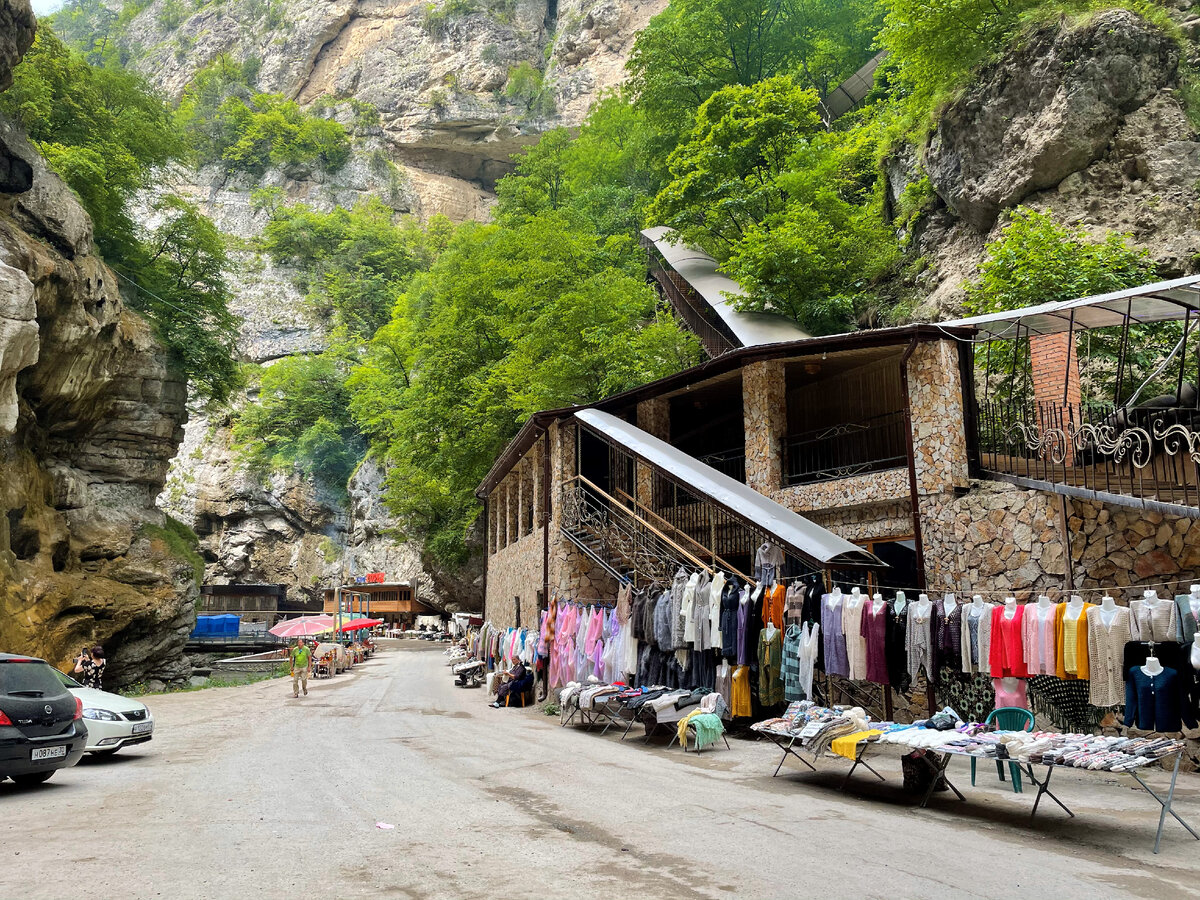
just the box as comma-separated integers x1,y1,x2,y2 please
697,446,746,484
976,399,1200,511
647,258,738,358
783,411,908,486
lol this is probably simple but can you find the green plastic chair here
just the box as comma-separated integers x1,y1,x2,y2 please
971,707,1035,793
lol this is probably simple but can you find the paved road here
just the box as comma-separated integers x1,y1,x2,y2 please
4,644,1199,899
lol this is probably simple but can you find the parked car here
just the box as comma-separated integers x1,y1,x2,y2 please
0,653,87,786
54,671,153,756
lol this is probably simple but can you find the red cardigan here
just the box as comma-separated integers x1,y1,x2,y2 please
989,604,1029,678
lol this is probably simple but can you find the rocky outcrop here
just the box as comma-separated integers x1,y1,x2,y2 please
901,10,1200,315
0,0,194,684
926,11,1178,232
115,0,665,219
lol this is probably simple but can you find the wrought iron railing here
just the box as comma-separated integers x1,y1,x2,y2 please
697,446,746,483
560,476,714,586
647,257,739,358
783,410,908,485
976,399,1200,510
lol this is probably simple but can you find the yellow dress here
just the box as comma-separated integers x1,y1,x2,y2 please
731,665,752,717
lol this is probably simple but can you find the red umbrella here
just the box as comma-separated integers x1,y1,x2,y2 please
338,617,383,632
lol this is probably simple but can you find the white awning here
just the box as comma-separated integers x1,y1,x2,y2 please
575,409,885,569
641,227,812,347
943,275,1200,340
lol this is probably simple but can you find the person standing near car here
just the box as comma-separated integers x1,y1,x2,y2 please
73,645,106,689
289,638,312,698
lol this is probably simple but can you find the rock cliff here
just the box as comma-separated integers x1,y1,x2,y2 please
898,9,1200,314
117,0,665,219
1,0,195,684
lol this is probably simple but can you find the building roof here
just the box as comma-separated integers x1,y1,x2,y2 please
641,227,811,347
475,323,966,498
575,409,884,569
944,275,1200,339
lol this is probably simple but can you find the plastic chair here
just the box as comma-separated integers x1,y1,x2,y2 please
971,707,1035,793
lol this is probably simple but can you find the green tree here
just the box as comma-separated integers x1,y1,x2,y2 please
648,76,824,254
233,353,364,496
628,0,881,137
965,208,1156,315
1,27,238,401
260,199,439,338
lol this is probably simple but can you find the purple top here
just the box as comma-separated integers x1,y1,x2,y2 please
821,594,849,678
862,602,889,685
736,598,750,666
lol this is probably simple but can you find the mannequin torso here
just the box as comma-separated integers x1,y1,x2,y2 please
1002,598,1017,620
1099,595,1118,627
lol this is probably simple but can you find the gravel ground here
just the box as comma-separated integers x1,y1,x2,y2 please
3,641,1199,899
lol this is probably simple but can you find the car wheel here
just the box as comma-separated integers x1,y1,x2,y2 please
11,771,54,786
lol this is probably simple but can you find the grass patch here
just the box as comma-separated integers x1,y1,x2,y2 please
139,514,205,583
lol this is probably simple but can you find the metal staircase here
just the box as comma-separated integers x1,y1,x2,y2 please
559,476,716,587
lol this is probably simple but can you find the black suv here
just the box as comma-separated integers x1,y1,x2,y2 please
0,653,87,786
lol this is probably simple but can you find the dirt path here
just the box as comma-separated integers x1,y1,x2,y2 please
3,643,1198,899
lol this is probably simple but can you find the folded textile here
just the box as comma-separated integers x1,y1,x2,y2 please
687,712,725,750
830,729,883,761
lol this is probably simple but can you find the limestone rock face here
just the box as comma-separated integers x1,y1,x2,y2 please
0,3,194,684
116,0,665,219
903,10,1200,316
925,11,1178,232
0,0,33,94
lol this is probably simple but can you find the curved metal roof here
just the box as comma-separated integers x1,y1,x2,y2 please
641,227,811,348
575,409,885,570
944,275,1200,339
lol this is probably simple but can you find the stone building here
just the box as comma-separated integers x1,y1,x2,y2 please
477,237,1200,706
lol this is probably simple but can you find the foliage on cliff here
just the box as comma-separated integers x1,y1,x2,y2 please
0,27,238,400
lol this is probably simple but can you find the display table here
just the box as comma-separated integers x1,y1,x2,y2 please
754,703,1199,853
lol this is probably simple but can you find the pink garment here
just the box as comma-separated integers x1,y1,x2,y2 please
1021,603,1057,675
584,607,604,656
992,677,1029,710
989,604,1028,678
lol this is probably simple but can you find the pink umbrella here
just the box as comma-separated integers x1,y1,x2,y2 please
269,616,333,638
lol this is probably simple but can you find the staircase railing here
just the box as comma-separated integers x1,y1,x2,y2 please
560,475,718,586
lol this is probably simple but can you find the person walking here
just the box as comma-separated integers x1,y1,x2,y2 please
289,639,313,698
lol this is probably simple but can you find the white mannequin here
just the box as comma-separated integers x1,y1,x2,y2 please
893,591,908,614
1143,589,1162,609
913,593,932,619
764,620,777,640
1190,584,1200,621
1036,594,1054,622
971,594,986,611
847,587,863,610
1000,675,1020,692
1003,597,1018,620
826,587,842,611
872,592,886,614
1142,654,1164,677
1192,636,1200,671
942,593,957,616
1065,594,1084,621
1100,595,1117,627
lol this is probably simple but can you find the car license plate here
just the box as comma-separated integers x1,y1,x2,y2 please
31,745,67,761
131,722,153,735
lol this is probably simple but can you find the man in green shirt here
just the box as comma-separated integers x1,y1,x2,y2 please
290,639,313,698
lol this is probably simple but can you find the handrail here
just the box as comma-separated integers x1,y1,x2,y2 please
612,485,755,585
570,474,717,577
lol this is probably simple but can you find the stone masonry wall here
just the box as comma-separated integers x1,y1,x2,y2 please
743,359,787,494
485,527,544,628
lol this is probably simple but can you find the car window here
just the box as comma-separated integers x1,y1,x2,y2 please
0,661,67,695
54,669,83,689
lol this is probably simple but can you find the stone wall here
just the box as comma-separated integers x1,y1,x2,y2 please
485,527,544,629
804,499,915,545
743,359,787,493
772,468,910,514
